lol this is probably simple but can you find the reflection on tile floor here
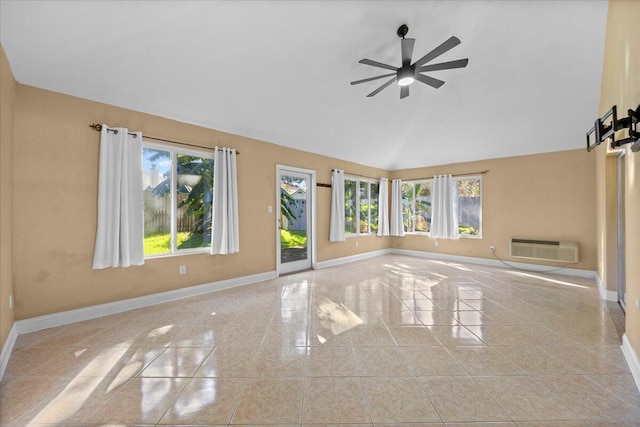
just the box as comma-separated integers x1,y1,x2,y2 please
1,254,638,426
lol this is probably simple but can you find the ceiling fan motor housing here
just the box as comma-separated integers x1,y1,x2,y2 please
397,67,415,86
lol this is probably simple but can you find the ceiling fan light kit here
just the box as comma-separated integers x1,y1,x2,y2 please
397,68,415,86
351,24,469,99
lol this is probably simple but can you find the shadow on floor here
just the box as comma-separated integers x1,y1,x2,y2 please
281,246,307,263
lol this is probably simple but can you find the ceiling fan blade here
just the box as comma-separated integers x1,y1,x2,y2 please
367,77,397,97
400,85,409,99
401,38,415,67
415,73,445,89
418,58,469,72
350,72,397,85
412,36,461,68
359,59,398,71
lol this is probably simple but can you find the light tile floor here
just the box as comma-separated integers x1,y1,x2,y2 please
2,254,639,426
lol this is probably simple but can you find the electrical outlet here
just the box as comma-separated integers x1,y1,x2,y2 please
489,245,495,253
179,265,187,275
268,205,273,213
434,241,439,247
635,296,640,310
355,241,359,248
8,294,13,309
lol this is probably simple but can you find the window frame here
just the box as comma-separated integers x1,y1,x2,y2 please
453,175,483,239
142,140,214,258
344,175,379,237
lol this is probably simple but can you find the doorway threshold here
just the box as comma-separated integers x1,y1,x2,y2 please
279,268,313,277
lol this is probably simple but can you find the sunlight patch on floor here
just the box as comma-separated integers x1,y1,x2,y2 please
29,345,132,424
506,271,591,289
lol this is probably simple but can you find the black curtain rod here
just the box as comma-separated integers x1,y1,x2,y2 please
318,169,385,189
334,169,385,181
89,124,240,154
319,169,488,188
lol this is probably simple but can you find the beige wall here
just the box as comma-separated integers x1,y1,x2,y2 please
596,1,640,353
390,150,597,270
0,45,16,349
11,85,389,320
8,80,598,322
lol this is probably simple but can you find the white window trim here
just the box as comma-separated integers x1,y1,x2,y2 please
344,175,379,237
143,140,214,258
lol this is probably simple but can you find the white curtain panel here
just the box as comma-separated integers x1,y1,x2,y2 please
92,125,144,269
329,169,345,242
430,174,459,239
211,147,240,255
377,178,389,236
390,179,405,237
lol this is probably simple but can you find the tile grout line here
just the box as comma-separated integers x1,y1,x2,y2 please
298,285,313,427
351,338,375,425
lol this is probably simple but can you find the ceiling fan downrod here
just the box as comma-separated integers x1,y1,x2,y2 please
397,24,409,39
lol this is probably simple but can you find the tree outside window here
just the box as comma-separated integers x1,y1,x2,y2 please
402,181,431,233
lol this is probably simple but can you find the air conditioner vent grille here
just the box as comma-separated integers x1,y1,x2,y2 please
509,238,578,263
511,238,559,246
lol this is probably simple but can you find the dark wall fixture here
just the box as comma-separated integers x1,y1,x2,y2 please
586,104,639,152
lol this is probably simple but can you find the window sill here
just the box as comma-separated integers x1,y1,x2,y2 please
345,233,380,238
402,232,482,239
145,248,210,260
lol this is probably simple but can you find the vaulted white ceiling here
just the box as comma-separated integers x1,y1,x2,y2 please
0,1,607,170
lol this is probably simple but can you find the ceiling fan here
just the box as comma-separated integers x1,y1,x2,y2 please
351,25,468,99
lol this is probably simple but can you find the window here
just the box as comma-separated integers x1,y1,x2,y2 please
402,176,482,238
344,177,379,236
402,180,432,233
142,143,214,256
455,176,482,237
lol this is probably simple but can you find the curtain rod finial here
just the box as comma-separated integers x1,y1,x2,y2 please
89,123,103,131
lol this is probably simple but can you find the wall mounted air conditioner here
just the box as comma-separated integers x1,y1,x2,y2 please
509,238,579,263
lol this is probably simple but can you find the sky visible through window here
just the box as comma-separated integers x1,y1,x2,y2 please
143,148,170,177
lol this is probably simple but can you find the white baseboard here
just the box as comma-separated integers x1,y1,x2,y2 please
0,247,612,382
316,249,392,269
316,248,598,281
0,323,18,381
6,249,605,336
390,248,598,280
14,270,277,335
622,334,640,393
595,273,619,301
